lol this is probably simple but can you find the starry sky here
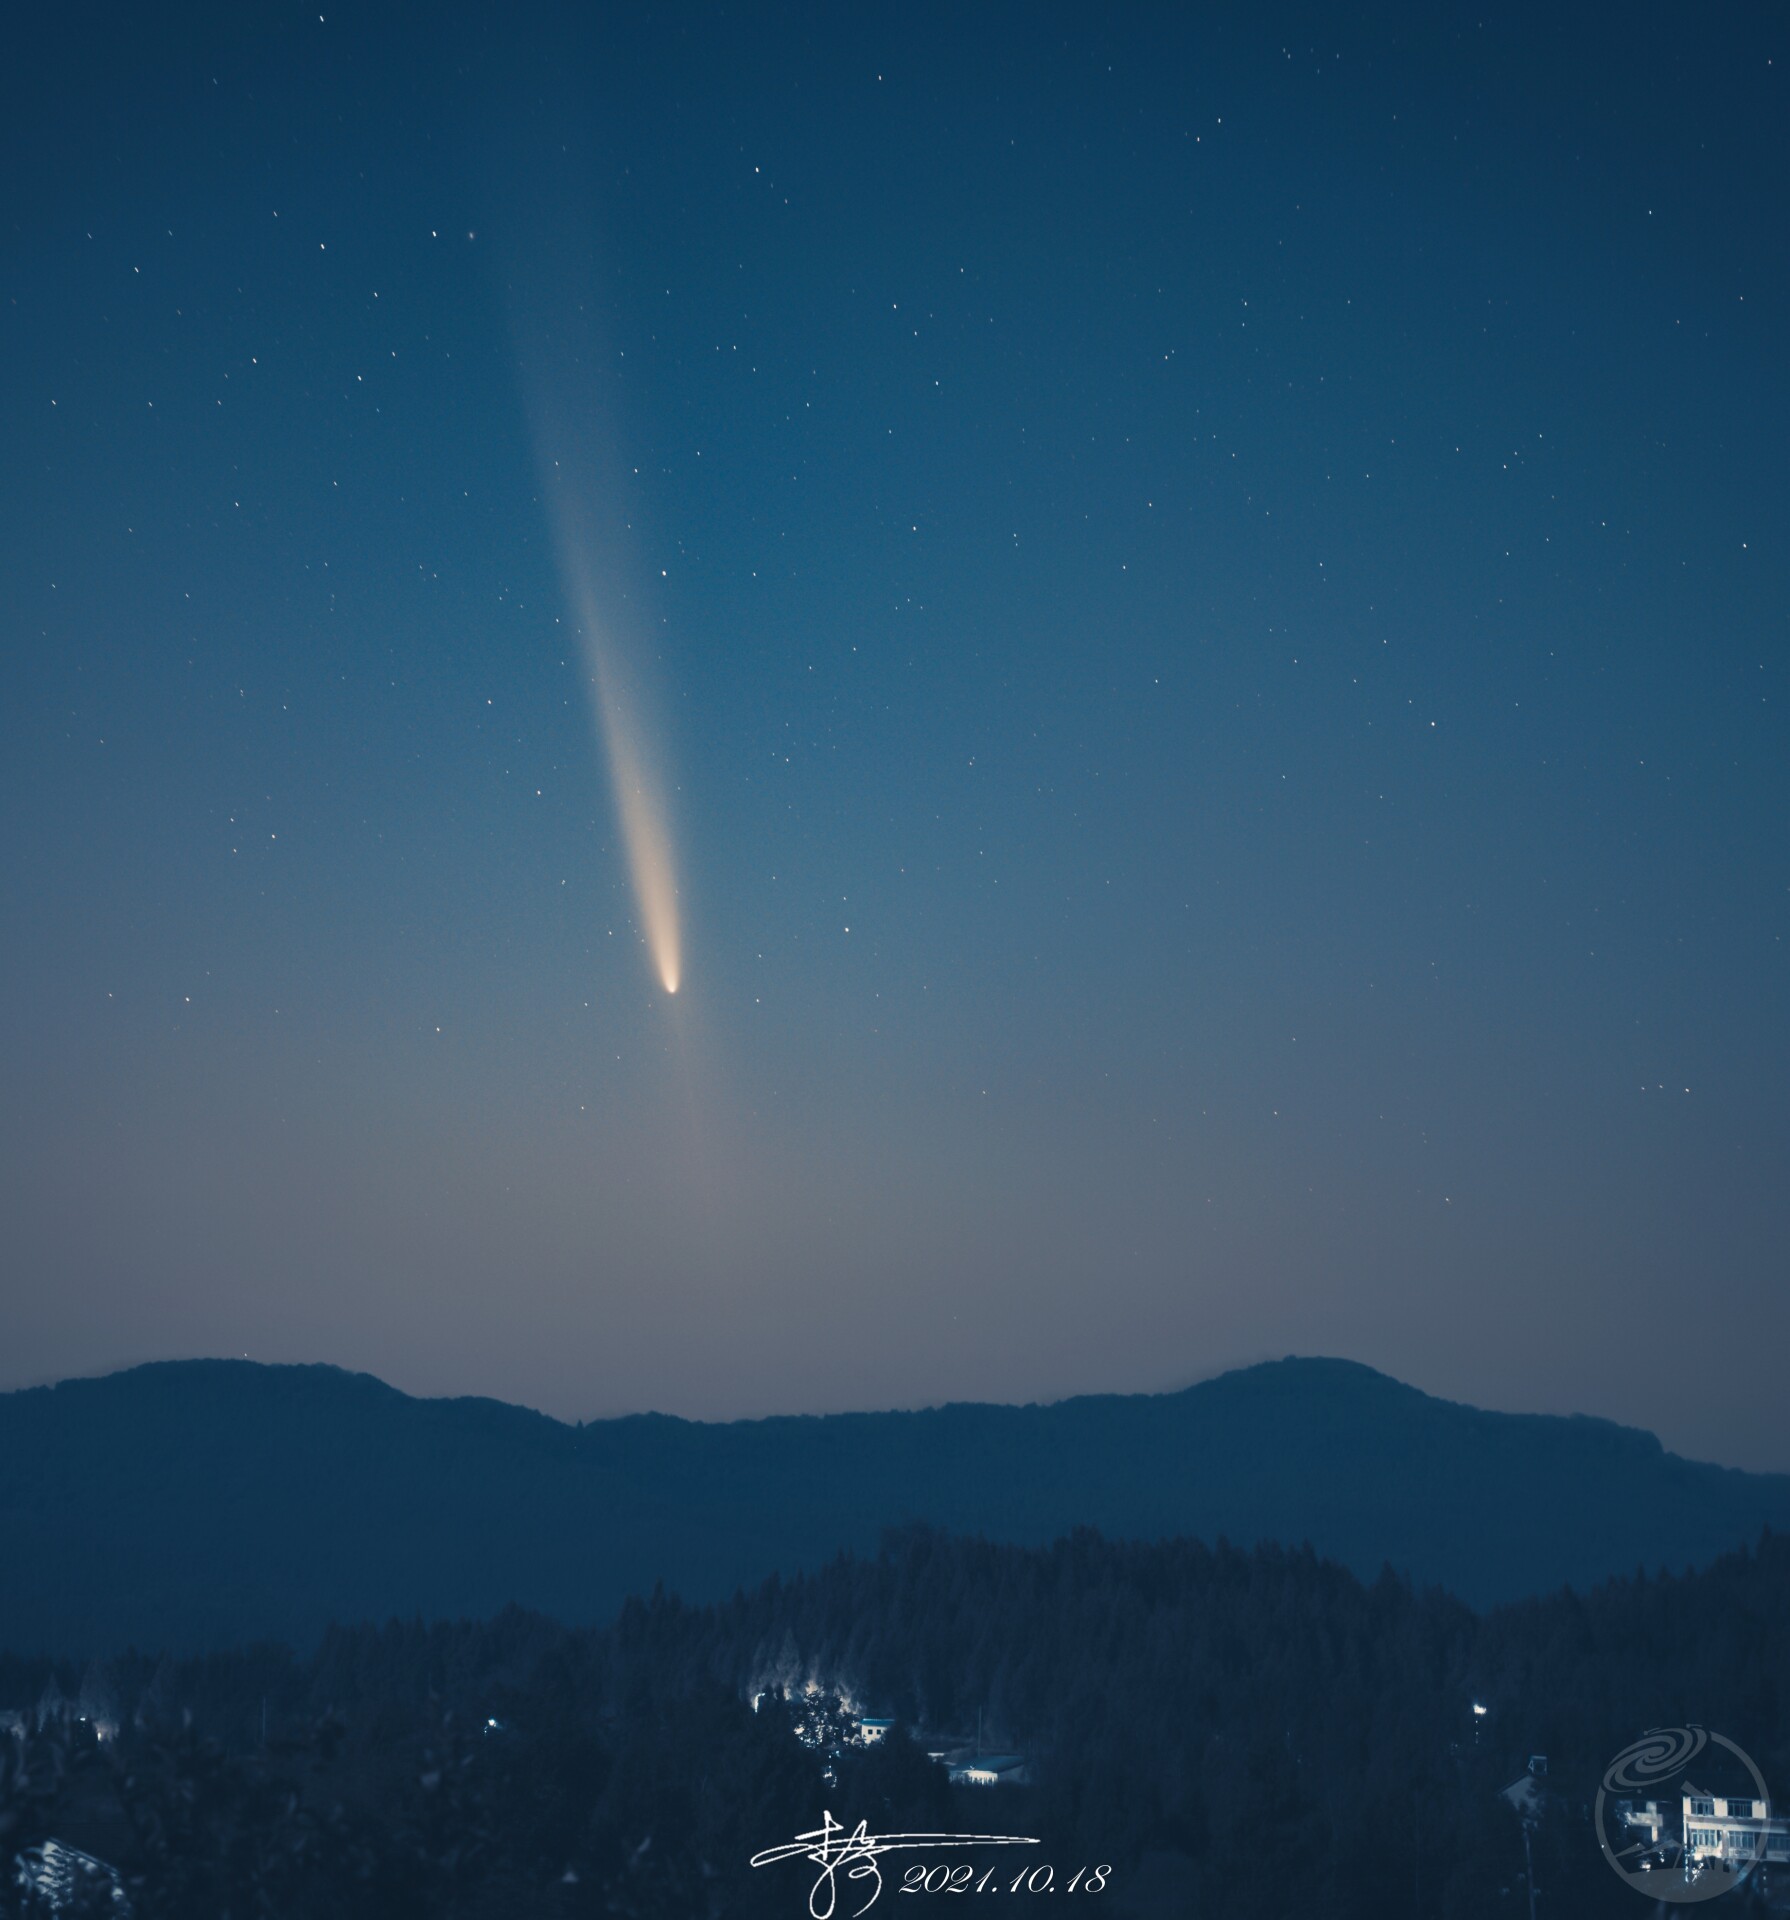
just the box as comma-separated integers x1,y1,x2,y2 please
4,2,1786,1468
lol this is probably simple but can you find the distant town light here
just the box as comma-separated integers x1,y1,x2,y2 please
1473,1704,1488,1716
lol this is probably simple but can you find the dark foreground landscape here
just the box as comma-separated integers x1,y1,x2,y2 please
6,1524,1790,1917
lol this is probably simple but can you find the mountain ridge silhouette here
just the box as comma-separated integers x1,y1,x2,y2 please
2,1353,1778,1655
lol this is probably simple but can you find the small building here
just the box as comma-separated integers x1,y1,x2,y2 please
14,1839,131,1915
1613,1797,1670,1847
858,1718,895,1746
950,1753,1030,1787
1500,1756,1549,1825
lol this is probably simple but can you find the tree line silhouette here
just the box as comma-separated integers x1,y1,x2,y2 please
3,1525,1788,1916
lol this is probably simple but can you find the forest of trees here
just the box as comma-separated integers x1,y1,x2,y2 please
4,1525,1789,1917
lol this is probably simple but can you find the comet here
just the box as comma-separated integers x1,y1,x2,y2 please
545,506,682,997
512,219,684,998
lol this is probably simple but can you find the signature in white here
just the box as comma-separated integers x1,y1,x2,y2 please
751,1811,1039,1919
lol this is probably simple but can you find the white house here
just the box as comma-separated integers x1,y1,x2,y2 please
949,1753,1031,1787
1681,1785,1790,1868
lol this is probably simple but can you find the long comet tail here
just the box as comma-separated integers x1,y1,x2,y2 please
513,211,685,997
523,368,682,996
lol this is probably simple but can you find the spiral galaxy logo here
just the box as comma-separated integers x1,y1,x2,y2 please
1596,1725,1773,1902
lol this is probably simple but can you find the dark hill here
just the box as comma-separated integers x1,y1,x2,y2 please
2,1355,1786,1654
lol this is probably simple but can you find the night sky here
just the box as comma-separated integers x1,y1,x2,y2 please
4,3,1785,1469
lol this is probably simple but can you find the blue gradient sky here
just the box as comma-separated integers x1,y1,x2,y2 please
3,2,1786,1466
